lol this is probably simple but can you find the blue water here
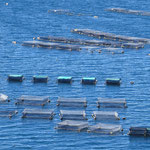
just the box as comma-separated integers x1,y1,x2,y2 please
0,0,150,149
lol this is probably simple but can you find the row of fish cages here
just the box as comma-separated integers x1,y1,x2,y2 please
56,120,150,137
106,8,150,17
36,35,144,49
7,75,122,85
71,29,150,44
22,41,81,51
2,94,127,109
0,108,121,122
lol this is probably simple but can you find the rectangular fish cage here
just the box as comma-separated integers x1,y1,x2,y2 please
8,75,24,82
33,75,48,83
57,97,87,107
55,120,88,132
81,77,97,85
88,123,122,134
59,110,87,120
106,78,121,85
97,97,127,108
57,76,72,83
129,127,150,136
22,109,54,119
92,111,120,120
0,93,10,103
15,95,50,106
0,110,18,118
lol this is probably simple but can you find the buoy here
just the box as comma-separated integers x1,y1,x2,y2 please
130,81,134,84
5,3,8,6
93,16,98,18
12,41,16,44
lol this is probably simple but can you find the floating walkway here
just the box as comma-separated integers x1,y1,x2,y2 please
106,8,150,16
37,35,144,49
71,29,150,44
22,41,81,51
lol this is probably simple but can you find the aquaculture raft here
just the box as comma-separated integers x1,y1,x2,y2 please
92,111,120,121
71,29,150,44
15,95,50,106
33,75,48,83
37,36,144,49
128,127,150,136
97,97,127,108
59,110,87,120
88,123,122,134
22,41,81,51
57,76,72,83
81,77,97,85
0,110,18,118
8,75,24,82
57,97,87,107
106,78,121,85
55,120,88,132
106,8,150,16
22,109,54,119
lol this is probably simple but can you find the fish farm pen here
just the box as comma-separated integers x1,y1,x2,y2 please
57,97,87,107
0,110,18,118
92,111,120,121
22,41,81,51
106,8,150,16
55,120,89,132
15,95,50,106
59,110,87,120
8,74,24,82
37,35,145,49
87,123,122,134
22,109,55,119
128,127,150,136
71,29,150,44
97,98,127,108
33,75,48,83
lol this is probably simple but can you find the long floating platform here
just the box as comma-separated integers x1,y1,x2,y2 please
71,29,150,44
22,41,81,51
106,8,150,17
37,36,144,49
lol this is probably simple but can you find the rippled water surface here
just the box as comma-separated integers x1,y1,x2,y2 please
0,0,150,149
